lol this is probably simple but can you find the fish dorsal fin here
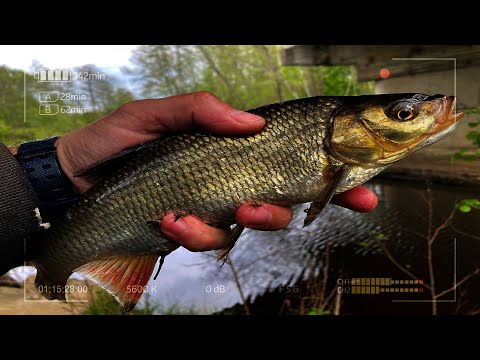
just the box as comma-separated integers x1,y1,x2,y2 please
303,165,350,227
75,255,159,312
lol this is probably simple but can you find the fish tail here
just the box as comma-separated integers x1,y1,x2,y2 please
34,265,68,302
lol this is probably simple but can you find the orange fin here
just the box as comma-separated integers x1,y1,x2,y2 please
75,255,159,312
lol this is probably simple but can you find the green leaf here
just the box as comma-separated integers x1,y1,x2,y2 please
463,155,480,162
465,108,480,115
458,199,480,213
451,148,480,162
459,198,478,206
468,122,479,128
451,149,468,162
307,308,331,315
466,131,478,140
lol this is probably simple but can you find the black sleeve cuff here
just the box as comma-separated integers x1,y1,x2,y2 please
0,143,40,275
15,137,78,218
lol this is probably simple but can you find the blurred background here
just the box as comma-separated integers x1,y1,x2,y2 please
0,45,478,315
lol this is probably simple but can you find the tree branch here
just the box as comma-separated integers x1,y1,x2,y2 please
434,268,480,299
197,46,247,108
226,257,250,315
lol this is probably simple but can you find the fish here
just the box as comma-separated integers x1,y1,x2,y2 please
27,93,463,311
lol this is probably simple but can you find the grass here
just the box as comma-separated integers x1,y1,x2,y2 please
82,289,199,315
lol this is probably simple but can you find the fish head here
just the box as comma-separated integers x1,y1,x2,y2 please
326,93,463,166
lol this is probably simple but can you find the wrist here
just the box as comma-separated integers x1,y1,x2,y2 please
15,136,79,218
54,136,93,193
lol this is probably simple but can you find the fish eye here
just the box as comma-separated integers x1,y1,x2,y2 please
397,109,415,121
385,101,418,122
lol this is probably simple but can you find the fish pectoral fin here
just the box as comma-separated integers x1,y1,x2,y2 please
153,253,168,280
303,165,350,227
74,254,160,312
216,224,245,262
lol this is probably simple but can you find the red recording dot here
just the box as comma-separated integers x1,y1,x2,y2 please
419,280,423,284
419,288,423,292
380,68,390,79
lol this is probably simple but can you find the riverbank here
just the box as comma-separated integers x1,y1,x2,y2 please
378,147,480,187
0,276,94,315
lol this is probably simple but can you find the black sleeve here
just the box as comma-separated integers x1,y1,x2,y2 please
0,143,40,275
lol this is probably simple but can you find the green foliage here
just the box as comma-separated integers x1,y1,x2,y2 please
457,199,480,213
153,303,198,315
127,45,201,97
452,114,480,211
82,289,198,315
451,149,480,162
363,230,389,252
321,65,374,96
1,46,375,146
307,308,332,315
83,289,129,315
466,130,480,147
464,108,480,115
358,241,370,248
127,45,375,110
451,117,480,163
0,65,134,146
72,64,134,114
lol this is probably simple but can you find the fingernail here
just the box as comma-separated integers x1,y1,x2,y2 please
231,110,264,124
162,217,188,238
245,205,272,226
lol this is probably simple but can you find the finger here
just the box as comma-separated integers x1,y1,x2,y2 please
160,213,231,252
236,203,293,231
330,185,378,212
107,91,265,140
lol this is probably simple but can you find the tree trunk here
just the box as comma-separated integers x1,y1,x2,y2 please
158,48,181,94
259,46,303,100
259,45,285,101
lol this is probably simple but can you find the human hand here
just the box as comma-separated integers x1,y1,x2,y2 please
55,92,377,251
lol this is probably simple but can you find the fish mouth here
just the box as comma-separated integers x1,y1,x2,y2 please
429,96,464,134
422,96,463,148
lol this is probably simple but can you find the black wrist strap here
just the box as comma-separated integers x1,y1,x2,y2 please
15,136,78,218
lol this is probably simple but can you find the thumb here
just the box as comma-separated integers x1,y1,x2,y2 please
107,91,265,137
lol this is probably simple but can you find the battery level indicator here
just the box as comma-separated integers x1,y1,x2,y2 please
35,69,71,82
